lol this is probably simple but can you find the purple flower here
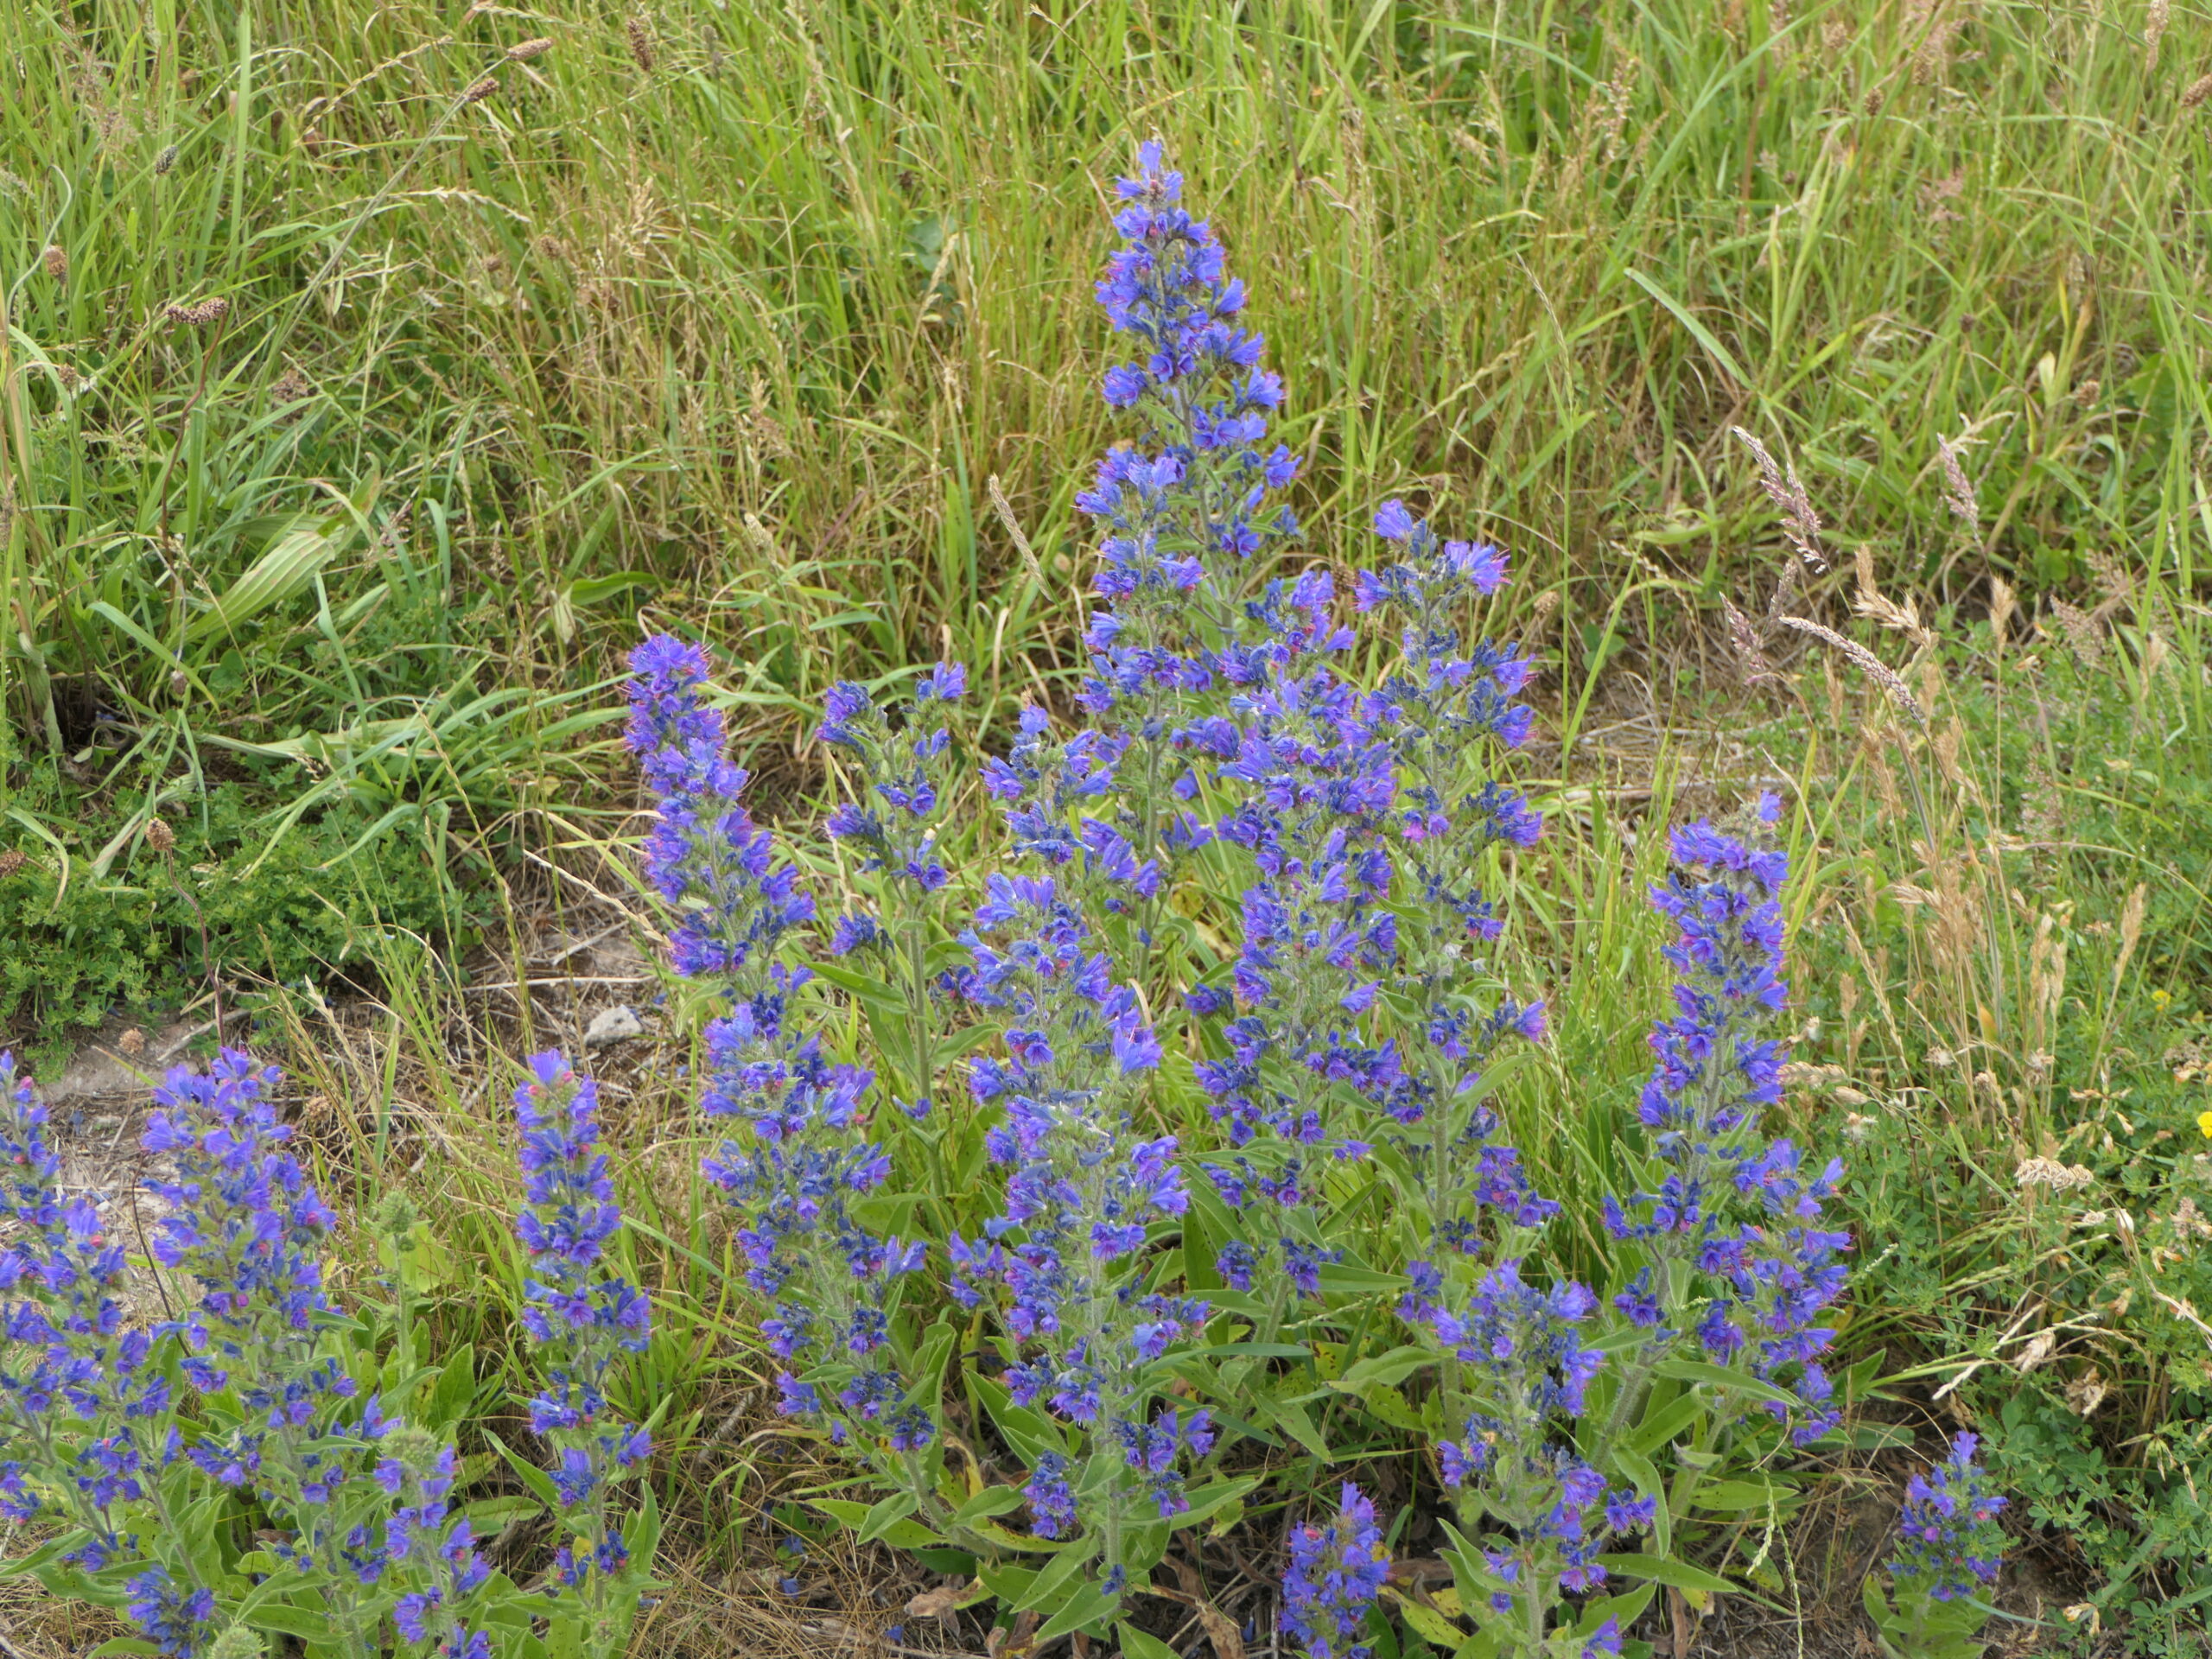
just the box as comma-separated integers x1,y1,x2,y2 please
1888,1433,2006,1602
1282,1484,1391,1659
512,1053,651,1586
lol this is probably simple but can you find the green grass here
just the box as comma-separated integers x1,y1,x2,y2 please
5,0,2212,1651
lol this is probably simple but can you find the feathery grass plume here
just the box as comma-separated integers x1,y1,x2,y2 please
1936,436,1980,530
1722,594,1782,687
1851,548,1937,650
1774,615,1928,723
1730,426,1827,573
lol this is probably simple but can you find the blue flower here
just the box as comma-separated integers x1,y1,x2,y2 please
1282,1484,1391,1659
1887,1433,2006,1601
512,1052,651,1592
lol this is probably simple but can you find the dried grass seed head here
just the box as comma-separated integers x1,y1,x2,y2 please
1732,425,1828,574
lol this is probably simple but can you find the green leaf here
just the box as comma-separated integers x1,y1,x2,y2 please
1314,1262,1408,1293
1166,1477,1259,1533
486,1430,562,1511
427,1341,479,1427
625,1485,664,1567
812,1497,943,1551
243,1602,335,1642
969,1371,1067,1462
87,1641,163,1657
1575,1581,1658,1636
1120,1621,1182,1659
1391,1593,1465,1649
1686,1478,1796,1514
1850,1421,1918,1452
858,1491,922,1544
1594,1554,1738,1595
1338,1344,1433,1389
1625,1390,1706,1455
1626,267,1751,389
567,569,658,607
1860,1570,1891,1627
184,512,355,645
1266,1395,1333,1460
979,1560,1038,1604
1651,1358,1796,1408
1036,1580,1120,1641
1012,1535,1099,1611
953,1485,1029,1526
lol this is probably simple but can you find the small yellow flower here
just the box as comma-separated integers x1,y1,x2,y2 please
2196,1109,2212,1140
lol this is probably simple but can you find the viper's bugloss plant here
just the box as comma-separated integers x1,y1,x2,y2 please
613,139,1985,1659
817,663,969,1122
512,1052,656,1656
1079,141,1301,902
625,637,948,1516
945,874,1213,1590
0,1046,654,1659
1281,1484,1391,1659
1865,1433,2007,1658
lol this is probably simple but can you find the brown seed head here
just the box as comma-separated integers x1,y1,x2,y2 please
508,36,554,61
2184,72,2212,109
164,296,231,329
41,244,67,281
626,16,656,73
460,75,499,105
145,818,177,855
156,143,179,174
0,849,26,880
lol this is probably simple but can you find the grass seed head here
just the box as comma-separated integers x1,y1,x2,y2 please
627,16,656,73
509,36,554,61
2185,71,2212,108
164,296,230,329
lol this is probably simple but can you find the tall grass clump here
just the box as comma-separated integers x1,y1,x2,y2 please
5,2,2210,1024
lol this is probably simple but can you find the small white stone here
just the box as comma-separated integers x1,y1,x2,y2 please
583,1005,645,1047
